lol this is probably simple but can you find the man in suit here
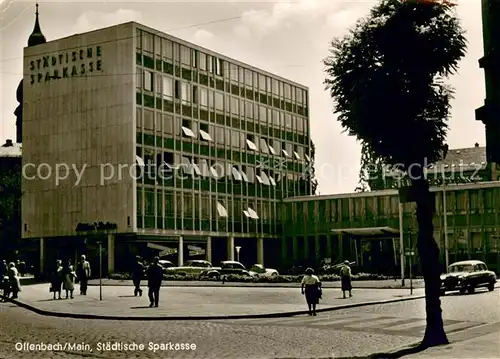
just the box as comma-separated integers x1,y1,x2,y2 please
131,256,145,297
77,255,91,295
147,256,163,307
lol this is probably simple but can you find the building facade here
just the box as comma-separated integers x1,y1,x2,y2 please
21,18,312,274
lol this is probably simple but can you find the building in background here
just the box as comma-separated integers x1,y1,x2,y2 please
20,7,312,275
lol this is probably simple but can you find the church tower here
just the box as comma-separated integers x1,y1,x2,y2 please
14,3,46,144
476,0,500,164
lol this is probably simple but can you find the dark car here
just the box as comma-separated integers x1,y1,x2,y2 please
440,260,497,295
200,261,254,280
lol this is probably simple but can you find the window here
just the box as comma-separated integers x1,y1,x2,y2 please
192,86,198,104
246,135,257,151
258,74,266,91
272,110,280,126
199,87,208,107
215,92,224,111
267,139,276,155
163,114,174,134
155,112,162,133
181,82,191,103
296,87,303,103
155,73,162,94
142,32,153,53
214,57,222,76
272,79,279,95
281,142,290,157
260,138,269,154
231,130,240,148
181,46,191,66
181,119,195,138
245,101,253,118
175,80,181,99
144,109,154,131
284,83,291,99
260,171,271,185
230,64,238,82
217,202,228,217
231,97,239,114
136,108,142,129
244,69,252,87
199,159,210,177
297,117,304,132
208,90,214,108
232,166,243,181
245,206,259,219
181,157,193,176
215,126,224,145
199,52,207,71
162,38,173,59
259,106,267,122
199,123,212,141
192,50,198,68
163,77,173,97
207,55,213,73
294,145,301,160
143,70,153,92
285,113,292,129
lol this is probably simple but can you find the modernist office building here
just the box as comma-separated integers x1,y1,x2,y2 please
20,9,312,274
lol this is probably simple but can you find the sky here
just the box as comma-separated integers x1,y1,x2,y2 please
0,0,488,195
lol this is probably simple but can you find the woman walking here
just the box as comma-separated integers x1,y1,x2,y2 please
51,260,64,300
63,262,77,299
7,262,21,299
301,267,321,316
340,260,353,299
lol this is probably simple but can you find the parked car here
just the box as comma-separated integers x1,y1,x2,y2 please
249,264,279,277
158,260,175,274
164,260,214,276
200,261,255,280
440,260,497,295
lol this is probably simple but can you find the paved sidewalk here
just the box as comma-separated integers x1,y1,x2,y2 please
405,331,500,358
88,278,425,289
5,284,424,320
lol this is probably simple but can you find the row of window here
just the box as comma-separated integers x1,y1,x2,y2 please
138,71,307,131
137,29,306,102
136,150,306,185
137,110,310,161
137,188,277,220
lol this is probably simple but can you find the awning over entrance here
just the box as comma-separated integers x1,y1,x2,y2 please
330,226,399,237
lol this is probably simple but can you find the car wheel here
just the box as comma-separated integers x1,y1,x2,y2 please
271,272,278,276
488,282,495,291
467,286,475,294
459,288,466,294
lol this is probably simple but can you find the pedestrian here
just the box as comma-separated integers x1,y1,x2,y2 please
147,256,163,308
340,260,353,299
7,262,21,299
77,255,91,295
63,262,77,299
131,256,144,297
2,274,10,301
50,260,64,300
19,260,26,277
301,267,321,316
0,260,6,279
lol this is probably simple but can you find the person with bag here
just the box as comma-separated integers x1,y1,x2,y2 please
340,260,353,299
301,267,321,316
147,256,163,307
131,256,145,297
63,263,77,299
77,255,91,295
7,262,21,299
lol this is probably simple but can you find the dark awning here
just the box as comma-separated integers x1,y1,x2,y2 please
330,226,399,237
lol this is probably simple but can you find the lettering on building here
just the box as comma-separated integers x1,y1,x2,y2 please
29,46,103,84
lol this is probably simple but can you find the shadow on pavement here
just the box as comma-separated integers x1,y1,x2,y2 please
118,295,137,298
366,343,431,359
130,306,153,309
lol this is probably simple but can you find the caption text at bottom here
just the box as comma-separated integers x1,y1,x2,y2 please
15,342,197,353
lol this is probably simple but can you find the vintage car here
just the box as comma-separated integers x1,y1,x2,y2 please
440,260,497,295
164,260,213,276
200,261,255,279
158,260,175,274
249,264,279,277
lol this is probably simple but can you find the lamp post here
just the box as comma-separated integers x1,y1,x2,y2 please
97,240,102,301
398,202,405,286
235,246,241,262
443,184,449,270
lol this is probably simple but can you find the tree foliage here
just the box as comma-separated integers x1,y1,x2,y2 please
0,163,22,256
310,141,319,195
324,0,466,171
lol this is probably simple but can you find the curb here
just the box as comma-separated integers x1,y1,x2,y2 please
1,294,425,321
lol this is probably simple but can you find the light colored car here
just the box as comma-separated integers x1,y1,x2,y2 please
440,260,497,295
249,264,279,277
158,260,175,274
200,261,256,279
164,260,214,276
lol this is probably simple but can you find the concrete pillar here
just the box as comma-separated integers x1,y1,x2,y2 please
257,237,264,265
178,236,184,266
339,233,344,261
326,235,332,260
206,236,212,263
227,237,234,261
39,238,44,275
107,233,115,274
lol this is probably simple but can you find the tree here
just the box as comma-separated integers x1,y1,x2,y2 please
323,0,466,348
0,163,22,258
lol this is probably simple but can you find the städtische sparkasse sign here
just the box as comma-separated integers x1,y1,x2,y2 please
29,45,103,84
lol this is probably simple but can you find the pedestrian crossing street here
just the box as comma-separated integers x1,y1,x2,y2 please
215,313,484,337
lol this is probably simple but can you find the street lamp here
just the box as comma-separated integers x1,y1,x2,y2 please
97,240,102,301
235,246,241,262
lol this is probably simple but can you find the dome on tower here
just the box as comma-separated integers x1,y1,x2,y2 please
28,3,46,47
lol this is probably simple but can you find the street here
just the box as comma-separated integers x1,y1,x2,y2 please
0,287,498,358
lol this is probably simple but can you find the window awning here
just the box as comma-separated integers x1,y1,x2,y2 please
330,226,399,236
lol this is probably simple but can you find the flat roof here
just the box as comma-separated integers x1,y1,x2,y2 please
330,226,399,236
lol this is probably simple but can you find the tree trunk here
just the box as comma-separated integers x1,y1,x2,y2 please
412,178,449,348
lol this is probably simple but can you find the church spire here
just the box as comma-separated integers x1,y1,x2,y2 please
28,2,46,47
